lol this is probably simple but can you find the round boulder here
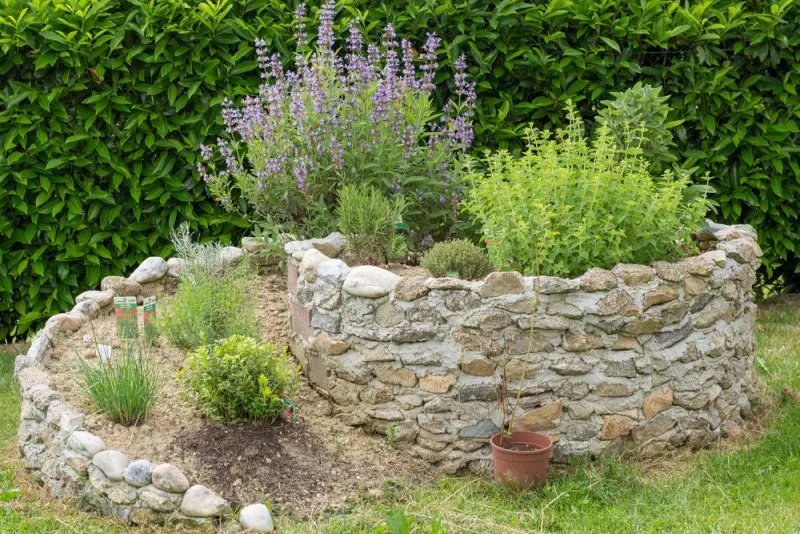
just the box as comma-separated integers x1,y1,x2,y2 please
129,257,168,284
180,485,230,518
343,266,399,298
239,503,274,532
152,463,190,493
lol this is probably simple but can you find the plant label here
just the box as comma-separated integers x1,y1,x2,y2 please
143,296,157,341
96,344,113,363
114,296,138,339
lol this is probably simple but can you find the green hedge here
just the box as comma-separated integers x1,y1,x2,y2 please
2,0,799,339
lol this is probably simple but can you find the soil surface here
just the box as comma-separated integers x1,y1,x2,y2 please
47,268,435,517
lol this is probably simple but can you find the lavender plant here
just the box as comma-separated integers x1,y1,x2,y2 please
198,1,476,245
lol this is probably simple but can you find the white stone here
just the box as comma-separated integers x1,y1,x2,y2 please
92,450,129,480
123,459,152,487
311,232,347,257
241,236,267,253
75,290,115,308
180,484,230,517
299,249,330,274
129,257,168,283
221,246,244,264
166,257,186,278
45,312,86,333
343,266,399,298
139,485,183,512
72,299,100,319
284,239,313,255
316,259,351,285
152,463,189,493
239,503,274,532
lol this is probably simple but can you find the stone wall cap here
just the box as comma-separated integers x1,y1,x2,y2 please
343,266,399,298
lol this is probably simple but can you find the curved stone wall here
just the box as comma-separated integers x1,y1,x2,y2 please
287,223,762,472
13,239,274,531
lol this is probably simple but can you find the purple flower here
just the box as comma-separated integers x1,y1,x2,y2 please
294,3,308,49
318,0,336,56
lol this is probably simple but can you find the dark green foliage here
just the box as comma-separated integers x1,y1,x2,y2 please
421,239,492,280
4,0,800,342
0,0,281,339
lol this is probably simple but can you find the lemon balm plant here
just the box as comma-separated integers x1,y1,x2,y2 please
199,0,475,245
179,335,299,423
464,104,712,278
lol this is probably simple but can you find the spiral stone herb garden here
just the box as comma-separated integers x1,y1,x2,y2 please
10,0,768,529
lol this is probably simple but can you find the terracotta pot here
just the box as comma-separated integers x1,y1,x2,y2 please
490,431,553,490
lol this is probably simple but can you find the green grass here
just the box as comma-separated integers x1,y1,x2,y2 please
2,299,800,533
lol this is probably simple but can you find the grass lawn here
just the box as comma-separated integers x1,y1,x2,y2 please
2,297,800,533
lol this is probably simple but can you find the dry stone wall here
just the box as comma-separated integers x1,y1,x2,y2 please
13,239,275,532
288,223,762,473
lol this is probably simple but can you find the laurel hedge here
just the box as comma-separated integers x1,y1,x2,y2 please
1,0,799,339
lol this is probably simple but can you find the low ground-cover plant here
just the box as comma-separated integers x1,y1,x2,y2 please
421,239,492,280
336,184,407,264
464,104,712,277
179,335,299,423
158,228,259,349
200,0,475,246
76,337,162,426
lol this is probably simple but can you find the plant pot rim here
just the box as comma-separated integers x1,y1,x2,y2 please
490,431,554,456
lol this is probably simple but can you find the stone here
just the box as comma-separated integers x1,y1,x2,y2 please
563,330,603,352
311,232,347,257
72,299,100,319
284,239,313,256
299,249,330,275
717,238,762,268
632,412,677,442
479,271,524,298
653,261,688,282
457,420,498,439
367,404,404,421
75,290,115,308
461,355,495,376
462,310,513,330
375,303,405,327
45,312,86,333
613,336,641,351
360,385,394,404
693,299,731,328
241,236,267,253
643,285,679,309
515,401,562,431
316,259,351,285
537,276,581,294
623,317,663,335
123,459,152,487
67,431,106,458
17,366,49,392
458,383,499,401
239,503,274,533
46,400,84,433
393,277,429,301
595,383,631,397
395,394,424,410
152,463,190,493
309,333,349,355
376,367,417,387
180,485,230,518
453,328,502,356
603,358,637,378
684,276,708,297
220,246,244,264
329,381,360,405
427,278,476,291
551,359,593,376
597,289,637,316
547,301,583,318
679,250,726,277
101,276,142,296
166,257,186,278
612,264,654,285
601,415,632,440
139,485,183,512
343,266,399,298
581,268,617,291
652,320,693,348
419,374,456,393
443,291,481,312
92,450,129,481
643,388,673,419
129,257,168,283
502,359,539,381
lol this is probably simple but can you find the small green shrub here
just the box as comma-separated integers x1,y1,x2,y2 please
336,184,406,264
421,239,492,280
597,82,678,168
158,230,259,349
464,104,712,278
76,338,162,426
179,335,299,423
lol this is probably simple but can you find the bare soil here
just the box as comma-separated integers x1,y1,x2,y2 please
46,268,435,518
